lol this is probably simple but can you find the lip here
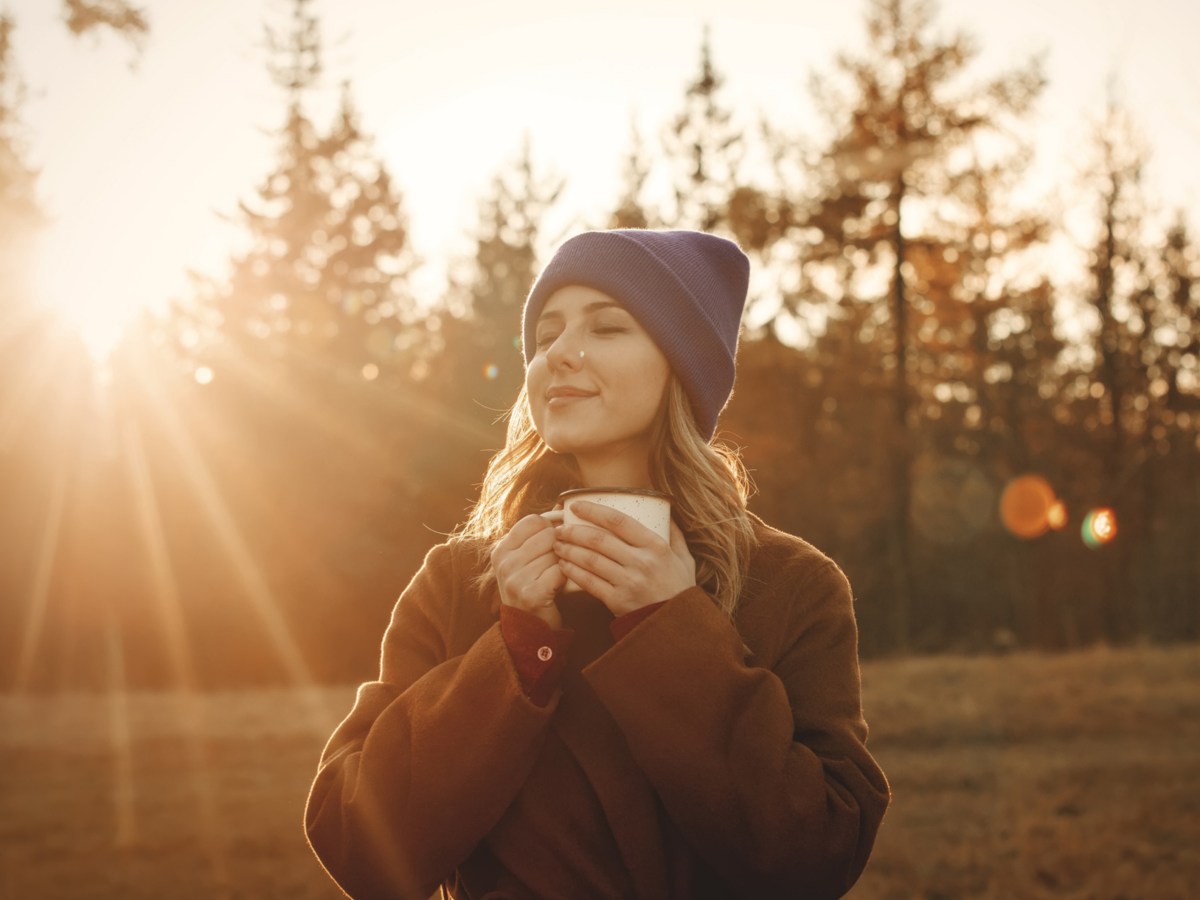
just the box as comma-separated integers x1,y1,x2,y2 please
546,385,596,400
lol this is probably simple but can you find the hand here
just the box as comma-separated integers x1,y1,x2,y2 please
552,500,696,617
492,514,567,628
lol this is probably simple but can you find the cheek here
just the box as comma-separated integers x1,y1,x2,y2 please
642,355,671,403
525,358,546,394
525,361,547,425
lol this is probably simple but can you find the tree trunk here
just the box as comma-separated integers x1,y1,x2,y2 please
890,176,914,652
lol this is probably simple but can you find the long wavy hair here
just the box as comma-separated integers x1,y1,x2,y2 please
457,377,757,618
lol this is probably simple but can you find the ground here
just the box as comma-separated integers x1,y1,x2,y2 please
1,644,1197,899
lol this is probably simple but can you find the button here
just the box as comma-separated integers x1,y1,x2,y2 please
536,646,553,662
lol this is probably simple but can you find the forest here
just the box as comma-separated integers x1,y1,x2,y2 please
1,0,1197,691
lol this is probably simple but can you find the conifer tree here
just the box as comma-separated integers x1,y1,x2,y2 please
800,0,1044,649
661,26,743,232
437,136,564,414
0,14,41,325
211,0,416,377
1068,100,1192,641
608,119,655,230
1154,214,1200,634
1158,214,1200,427
61,0,149,49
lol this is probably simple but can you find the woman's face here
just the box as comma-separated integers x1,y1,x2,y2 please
526,285,671,485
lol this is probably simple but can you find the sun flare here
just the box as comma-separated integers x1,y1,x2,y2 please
34,227,143,362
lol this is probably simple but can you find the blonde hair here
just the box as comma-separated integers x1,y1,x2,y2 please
458,377,757,617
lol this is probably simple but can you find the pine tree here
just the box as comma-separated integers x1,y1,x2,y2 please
1158,214,1200,427
437,136,564,414
0,13,41,325
1062,98,1170,642
61,0,149,49
800,0,1044,650
210,0,417,378
608,118,655,230
1153,214,1200,636
661,26,744,232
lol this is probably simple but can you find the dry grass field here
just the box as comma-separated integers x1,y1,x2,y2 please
1,644,1197,899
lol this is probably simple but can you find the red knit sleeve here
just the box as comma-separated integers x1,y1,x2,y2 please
499,605,575,707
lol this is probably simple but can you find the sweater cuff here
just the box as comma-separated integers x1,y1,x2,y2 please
499,605,574,707
609,601,667,642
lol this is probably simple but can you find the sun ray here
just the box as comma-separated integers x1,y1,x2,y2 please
126,346,334,728
119,414,231,883
121,418,198,688
0,328,76,451
205,337,500,463
14,436,71,692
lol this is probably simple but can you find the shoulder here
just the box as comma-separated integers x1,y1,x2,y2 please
734,515,854,651
392,535,494,621
420,534,491,580
386,535,498,657
745,514,849,596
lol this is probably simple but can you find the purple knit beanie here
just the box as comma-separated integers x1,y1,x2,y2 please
522,229,750,440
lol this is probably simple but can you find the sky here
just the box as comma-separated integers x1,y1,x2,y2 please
9,0,1200,355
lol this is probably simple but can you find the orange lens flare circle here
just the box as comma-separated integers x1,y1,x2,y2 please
999,474,1059,539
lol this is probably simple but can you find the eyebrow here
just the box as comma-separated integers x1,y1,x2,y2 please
537,300,624,323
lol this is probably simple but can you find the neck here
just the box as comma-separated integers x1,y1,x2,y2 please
574,453,652,490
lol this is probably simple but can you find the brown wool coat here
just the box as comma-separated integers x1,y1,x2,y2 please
305,518,890,899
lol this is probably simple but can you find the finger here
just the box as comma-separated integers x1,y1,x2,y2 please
556,522,631,569
492,518,560,585
556,556,613,602
493,514,555,561
511,512,557,543
567,501,659,547
505,551,565,608
554,531,626,585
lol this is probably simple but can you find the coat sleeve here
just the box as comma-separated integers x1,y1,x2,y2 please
582,558,890,899
304,541,557,900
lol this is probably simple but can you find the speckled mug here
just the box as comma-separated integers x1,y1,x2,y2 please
542,487,672,592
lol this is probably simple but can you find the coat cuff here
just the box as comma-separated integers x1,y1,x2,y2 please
499,605,575,707
609,601,667,642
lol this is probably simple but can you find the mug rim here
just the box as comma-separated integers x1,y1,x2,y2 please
558,487,671,502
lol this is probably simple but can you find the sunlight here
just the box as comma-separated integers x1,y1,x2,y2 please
33,215,151,364
104,622,138,848
15,457,70,691
126,348,336,730
209,336,499,451
118,416,232,880
121,418,198,689
0,330,68,450
12,335,80,690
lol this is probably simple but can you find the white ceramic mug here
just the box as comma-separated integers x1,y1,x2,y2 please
542,487,672,592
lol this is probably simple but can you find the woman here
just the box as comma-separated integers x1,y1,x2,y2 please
305,229,890,899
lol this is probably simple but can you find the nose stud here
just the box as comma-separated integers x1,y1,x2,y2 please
578,350,585,359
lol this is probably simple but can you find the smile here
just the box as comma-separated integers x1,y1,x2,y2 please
545,386,597,406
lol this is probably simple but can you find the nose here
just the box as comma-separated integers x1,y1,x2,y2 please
545,332,583,370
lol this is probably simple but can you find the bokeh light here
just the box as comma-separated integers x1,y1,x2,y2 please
1046,500,1068,531
1082,507,1118,549
483,363,499,381
999,474,1059,539
193,367,214,386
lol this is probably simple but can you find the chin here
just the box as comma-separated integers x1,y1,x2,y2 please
540,430,592,456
